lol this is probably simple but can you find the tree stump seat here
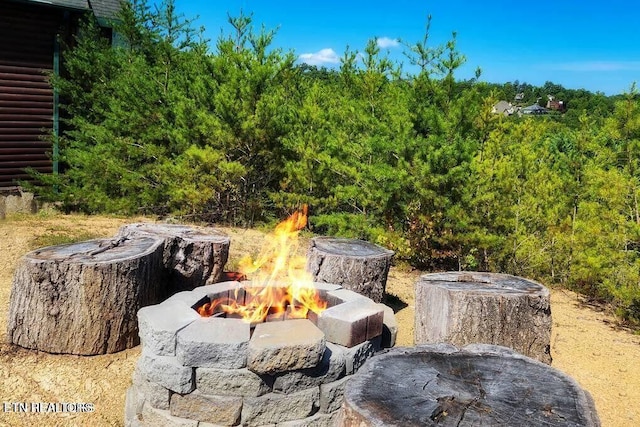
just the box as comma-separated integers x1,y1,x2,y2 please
7,223,231,355
342,344,600,426
117,222,230,293
415,272,552,364
306,237,394,302
7,236,165,355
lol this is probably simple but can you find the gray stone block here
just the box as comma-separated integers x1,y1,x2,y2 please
176,317,250,368
141,403,199,426
136,350,194,394
317,300,383,347
273,343,346,394
163,282,246,311
242,387,320,426
248,319,325,374
325,289,368,306
170,390,242,425
320,376,351,413
133,369,172,410
196,367,272,397
124,386,144,427
310,282,343,292
366,311,384,340
376,303,398,348
138,300,200,356
163,289,211,307
126,416,143,427
332,339,378,375
278,411,340,427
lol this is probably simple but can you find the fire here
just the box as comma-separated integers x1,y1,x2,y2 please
197,205,327,323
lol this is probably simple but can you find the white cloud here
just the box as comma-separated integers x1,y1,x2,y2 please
298,48,340,66
376,37,400,49
542,61,640,72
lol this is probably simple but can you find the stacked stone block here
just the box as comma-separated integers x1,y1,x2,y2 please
125,281,397,427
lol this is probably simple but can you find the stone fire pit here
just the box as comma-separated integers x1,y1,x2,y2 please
124,281,397,426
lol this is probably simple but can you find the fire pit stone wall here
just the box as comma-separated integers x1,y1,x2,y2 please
125,281,397,427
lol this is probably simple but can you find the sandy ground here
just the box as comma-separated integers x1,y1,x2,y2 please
0,212,639,426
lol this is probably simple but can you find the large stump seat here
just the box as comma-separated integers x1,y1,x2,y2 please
306,237,394,303
7,236,165,355
7,223,230,355
415,271,552,364
342,344,600,426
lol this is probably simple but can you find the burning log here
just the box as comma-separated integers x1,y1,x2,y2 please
117,223,230,292
415,272,552,364
341,344,600,427
7,236,165,355
306,237,394,303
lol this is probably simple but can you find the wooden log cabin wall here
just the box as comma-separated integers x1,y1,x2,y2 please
0,0,119,190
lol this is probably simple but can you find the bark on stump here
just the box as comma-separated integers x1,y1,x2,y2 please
7,236,165,355
306,237,394,303
342,344,600,427
117,223,230,293
415,271,552,364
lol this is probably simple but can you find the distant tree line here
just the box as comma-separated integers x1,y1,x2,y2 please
30,1,640,325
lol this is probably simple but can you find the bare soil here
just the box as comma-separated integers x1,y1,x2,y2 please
0,213,638,426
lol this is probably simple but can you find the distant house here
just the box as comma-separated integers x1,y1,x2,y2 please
0,0,120,190
546,95,567,112
520,104,549,115
492,101,516,116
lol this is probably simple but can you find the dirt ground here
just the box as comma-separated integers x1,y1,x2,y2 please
0,212,639,426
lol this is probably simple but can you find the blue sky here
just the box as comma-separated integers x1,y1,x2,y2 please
174,1,639,95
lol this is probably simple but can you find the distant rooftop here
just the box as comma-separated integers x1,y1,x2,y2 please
521,104,548,115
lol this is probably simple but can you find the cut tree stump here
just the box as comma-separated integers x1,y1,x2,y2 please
117,223,230,293
342,344,600,427
7,236,165,355
415,271,552,364
306,237,394,303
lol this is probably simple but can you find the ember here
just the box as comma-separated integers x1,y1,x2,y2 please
197,205,327,324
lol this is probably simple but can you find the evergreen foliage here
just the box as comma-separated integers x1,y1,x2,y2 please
29,1,640,325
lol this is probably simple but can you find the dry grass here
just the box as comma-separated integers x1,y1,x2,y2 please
0,212,639,426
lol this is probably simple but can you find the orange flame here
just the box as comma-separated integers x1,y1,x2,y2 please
199,205,326,323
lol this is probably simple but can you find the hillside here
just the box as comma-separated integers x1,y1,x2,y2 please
0,213,638,426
